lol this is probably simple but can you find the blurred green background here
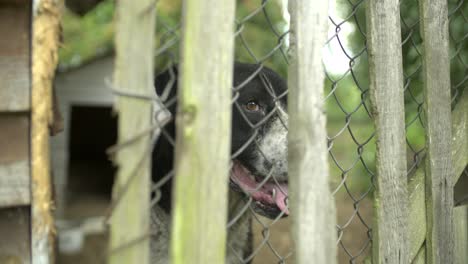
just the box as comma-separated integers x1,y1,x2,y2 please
58,0,466,216
59,0,375,197
57,1,465,263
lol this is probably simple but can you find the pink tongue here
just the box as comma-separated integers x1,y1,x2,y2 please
231,162,289,215
272,184,289,215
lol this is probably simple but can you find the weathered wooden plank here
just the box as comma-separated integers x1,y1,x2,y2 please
452,90,467,184
420,0,454,262
366,0,409,263
170,0,235,263
0,207,31,264
0,115,30,207
412,245,426,264
408,165,426,260
454,206,468,264
287,1,336,263
108,1,156,264
31,0,62,263
0,1,30,112
455,171,468,206
408,89,467,261
453,91,467,206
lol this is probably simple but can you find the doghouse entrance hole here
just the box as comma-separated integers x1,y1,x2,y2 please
68,106,117,200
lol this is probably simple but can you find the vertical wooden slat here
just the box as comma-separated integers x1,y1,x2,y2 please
407,89,467,261
287,1,336,263
366,0,409,263
420,0,454,262
408,166,426,260
454,206,468,264
170,0,235,263
108,1,156,264
451,90,467,185
32,0,62,262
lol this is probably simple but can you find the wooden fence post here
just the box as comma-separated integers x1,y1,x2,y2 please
420,0,454,262
366,0,409,263
170,0,235,263
108,0,156,263
287,1,337,263
453,89,467,264
32,0,63,262
406,84,467,261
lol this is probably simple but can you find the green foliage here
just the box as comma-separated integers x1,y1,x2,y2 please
327,0,466,195
59,0,289,76
59,0,465,195
447,0,468,104
153,0,181,71
59,0,114,71
234,0,289,77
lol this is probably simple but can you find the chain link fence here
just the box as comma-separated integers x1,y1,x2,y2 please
448,0,467,104
400,0,426,177
149,1,294,263
325,1,373,263
101,0,466,263
448,0,467,209
401,0,467,177
148,0,375,263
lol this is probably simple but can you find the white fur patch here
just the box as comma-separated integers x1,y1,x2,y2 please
253,103,288,181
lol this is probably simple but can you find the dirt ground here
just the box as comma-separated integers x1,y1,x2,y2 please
249,194,372,264
57,194,372,264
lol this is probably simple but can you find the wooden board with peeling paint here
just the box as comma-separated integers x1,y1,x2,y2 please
0,114,31,207
0,207,31,264
0,1,30,112
0,1,33,263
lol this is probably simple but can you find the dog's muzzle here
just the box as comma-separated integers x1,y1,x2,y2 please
230,159,289,219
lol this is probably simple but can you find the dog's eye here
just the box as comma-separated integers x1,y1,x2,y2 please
245,100,260,112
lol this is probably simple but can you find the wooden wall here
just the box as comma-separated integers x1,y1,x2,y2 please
0,1,32,263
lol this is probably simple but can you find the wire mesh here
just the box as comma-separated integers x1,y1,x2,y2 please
400,0,426,177
105,0,466,263
146,0,375,263
324,1,374,263
148,1,294,263
401,0,467,176
448,0,467,104
146,0,376,263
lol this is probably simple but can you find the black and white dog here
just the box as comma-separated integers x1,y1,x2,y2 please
150,63,289,264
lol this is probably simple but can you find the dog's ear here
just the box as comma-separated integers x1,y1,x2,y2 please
155,65,178,98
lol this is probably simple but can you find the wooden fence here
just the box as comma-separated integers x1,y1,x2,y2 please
107,0,466,263
0,0,61,263
0,0,465,263
108,0,466,263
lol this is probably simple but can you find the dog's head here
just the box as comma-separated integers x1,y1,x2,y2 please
153,63,289,219
229,63,288,219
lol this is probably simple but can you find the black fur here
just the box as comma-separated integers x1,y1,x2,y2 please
150,63,288,263
152,63,287,215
